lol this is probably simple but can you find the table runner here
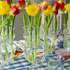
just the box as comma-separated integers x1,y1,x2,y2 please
1,40,70,70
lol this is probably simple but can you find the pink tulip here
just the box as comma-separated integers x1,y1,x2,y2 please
38,1,49,11
41,1,49,10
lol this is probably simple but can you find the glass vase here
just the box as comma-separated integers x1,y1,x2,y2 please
24,43,44,70
23,26,45,70
0,27,15,69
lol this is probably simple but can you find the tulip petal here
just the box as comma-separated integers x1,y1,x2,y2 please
65,3,70,12
26,4,39,16
43,5,52,16
0,1,10,15
10,6,20,16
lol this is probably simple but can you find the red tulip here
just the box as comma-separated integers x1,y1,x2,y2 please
6,0,11,4
10,6,20,16
18,0,25,9
53,10,58,15
58,0,65,11
52,1,59,11
52,1,59,15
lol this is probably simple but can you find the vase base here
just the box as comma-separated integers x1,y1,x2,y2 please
29,63,40,70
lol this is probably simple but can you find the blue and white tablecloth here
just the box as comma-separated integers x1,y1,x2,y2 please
1,40,70,70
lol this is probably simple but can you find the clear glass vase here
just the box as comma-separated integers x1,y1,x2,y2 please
23,26,45,70
23,44,44,70
64,34,70,50
0,27,15,69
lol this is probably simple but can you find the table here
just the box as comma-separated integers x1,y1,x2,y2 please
1,40,70,70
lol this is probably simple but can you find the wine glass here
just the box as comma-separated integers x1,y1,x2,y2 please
52,49,70,70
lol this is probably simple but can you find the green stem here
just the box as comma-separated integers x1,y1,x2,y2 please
44,31,47,56
2,15,9,58
0,15,10,35
11,16,15,56
43,15,47,56
54,16,57,37
34,16,38,62
63,12,67,48
47,38,55,53
6,19,10,38
22,11,28,45
37,11,42,42
0,49,4,60
22,11,31,62
29,16,34,62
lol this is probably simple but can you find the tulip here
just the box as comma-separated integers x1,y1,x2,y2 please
0,1,10,15
43,5,52,16
58,0,65,12
65,3,70,12
53,10,58,15
11,3,19,8
26,4,38,16
41,1,49,10
10,6,20,16
52,1,59,11
18,0,25,9
6,0,11,4
38,1,49,11
52,1,59,15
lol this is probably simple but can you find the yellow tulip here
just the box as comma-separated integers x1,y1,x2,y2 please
26,4,39,16
65,3,70,12
11,3,19,8
43,5,52,16
0,1,10,15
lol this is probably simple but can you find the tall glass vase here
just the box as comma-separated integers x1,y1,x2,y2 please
0,27,15,68
24,43,44,70
23,27,45,70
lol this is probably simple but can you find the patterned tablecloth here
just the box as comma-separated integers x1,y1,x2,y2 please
1,40,70,70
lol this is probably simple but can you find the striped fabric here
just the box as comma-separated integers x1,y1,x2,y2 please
1,40,70,70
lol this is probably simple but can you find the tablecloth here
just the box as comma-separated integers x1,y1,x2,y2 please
1,40,70,70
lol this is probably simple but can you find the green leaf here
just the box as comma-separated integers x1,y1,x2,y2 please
46,14,53,30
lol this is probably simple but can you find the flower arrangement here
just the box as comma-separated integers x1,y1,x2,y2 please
0,0,20,60
0,0,70,65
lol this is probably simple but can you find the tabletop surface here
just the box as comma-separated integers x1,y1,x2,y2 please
1,40,70,70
